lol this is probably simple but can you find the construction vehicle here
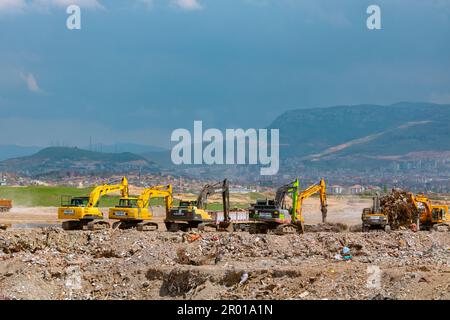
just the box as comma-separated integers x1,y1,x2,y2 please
109,184,173,231
0,199,12,212
294,178,328,230
408,193,449,231
248,179,299,234
58,177,129,230
361,193,389,232
249,178,328,234
165,179,230,232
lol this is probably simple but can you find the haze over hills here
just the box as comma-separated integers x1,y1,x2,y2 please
270,102,450,166
81,143,167,154
0,143,167,161
0,145,42,161
1,102,449,177
0,147,159,177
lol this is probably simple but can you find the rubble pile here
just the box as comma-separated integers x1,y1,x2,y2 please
0,228,448,300
381,189,419,229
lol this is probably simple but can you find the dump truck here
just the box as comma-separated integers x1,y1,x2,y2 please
0,199,12,212
165,179,230,232
361,193,389,232
109,184,172,231
58,177,129,230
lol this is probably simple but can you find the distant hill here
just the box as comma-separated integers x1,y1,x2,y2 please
139,102,450,175
0,147,159,176
270,102,450,167
0,145,41,161
83,143,167,154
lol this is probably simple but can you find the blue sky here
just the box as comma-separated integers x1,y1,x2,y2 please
0,0,449,147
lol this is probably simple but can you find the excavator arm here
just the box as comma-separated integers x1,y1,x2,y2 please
138,184,173,215
274,179,299,211
293,178,328,223
408,192,432,230
88,176,129,208
196,179,229,212
195,179,231,228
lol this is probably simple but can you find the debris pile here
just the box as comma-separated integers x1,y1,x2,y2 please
381,189,419,229
0,228,448,300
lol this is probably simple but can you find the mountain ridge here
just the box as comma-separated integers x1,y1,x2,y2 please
0,147,159,176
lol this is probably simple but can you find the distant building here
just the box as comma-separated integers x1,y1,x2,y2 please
349,185,364,194
366,185,382,192
330,185,344,194
230,187,257,194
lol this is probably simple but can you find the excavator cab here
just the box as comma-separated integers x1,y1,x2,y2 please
61,196,90,207
249,199,290,221
431,206,447,224
116,198,139,208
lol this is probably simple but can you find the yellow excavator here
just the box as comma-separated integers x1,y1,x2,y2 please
109,184,173,231
408,193,449,231
58,176,129,230
292,178,328,233
165,179,229,232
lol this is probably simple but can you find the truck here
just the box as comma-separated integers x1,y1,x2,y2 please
0,199,12,212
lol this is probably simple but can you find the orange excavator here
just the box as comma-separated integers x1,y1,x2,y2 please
408,193,449,231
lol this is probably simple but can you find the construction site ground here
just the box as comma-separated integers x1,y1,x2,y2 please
0,196,449,300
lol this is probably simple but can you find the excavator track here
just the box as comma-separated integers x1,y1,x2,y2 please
197,222,221,232
432,223,450,232
136,221,158,232
62,220,83,230
86,220,110,231
273,223,297,235
165,221,191,232
249,223,269,234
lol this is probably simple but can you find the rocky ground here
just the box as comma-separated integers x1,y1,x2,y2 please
0,227,448,300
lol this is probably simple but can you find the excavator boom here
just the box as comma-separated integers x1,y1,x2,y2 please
88,176,129,207
137,184,173,212
293,178,328,223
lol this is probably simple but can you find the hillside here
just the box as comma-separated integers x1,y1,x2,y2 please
270,102,450,167
0,147,159,176
83,143,166,154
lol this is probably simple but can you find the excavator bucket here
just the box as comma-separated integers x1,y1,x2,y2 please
218,221,234,232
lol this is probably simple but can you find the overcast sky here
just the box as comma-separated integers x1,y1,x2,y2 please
0,0,449,147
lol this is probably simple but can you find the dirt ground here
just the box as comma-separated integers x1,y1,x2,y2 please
0,196,448,300
0,195,371,229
